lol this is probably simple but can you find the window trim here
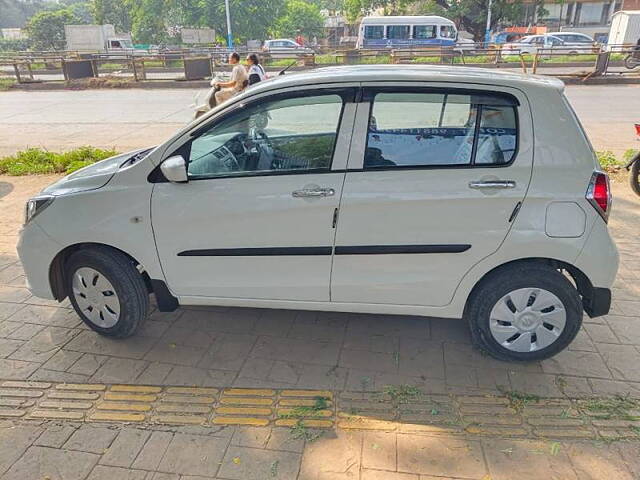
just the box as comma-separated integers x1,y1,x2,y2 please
361,87,520,171
171,88,354,182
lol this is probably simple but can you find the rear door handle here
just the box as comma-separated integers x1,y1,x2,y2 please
292,187,335,198
468,180,516,189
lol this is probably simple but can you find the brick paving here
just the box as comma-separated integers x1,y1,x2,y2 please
2,176,640,398
1,174,640,478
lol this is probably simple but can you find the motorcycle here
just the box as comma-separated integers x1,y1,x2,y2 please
624,44,640,69
626,123,640,196
624,54,640,70
193,73,224,119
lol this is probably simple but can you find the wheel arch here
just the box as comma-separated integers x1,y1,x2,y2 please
49,242,178,312
463,257,596,316
49,243,150,300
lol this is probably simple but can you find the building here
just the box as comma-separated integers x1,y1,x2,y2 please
516,0,638,40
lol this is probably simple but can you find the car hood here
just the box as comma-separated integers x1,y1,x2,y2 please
41,148,151,196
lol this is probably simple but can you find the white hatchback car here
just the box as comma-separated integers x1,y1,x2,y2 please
18,66,618,362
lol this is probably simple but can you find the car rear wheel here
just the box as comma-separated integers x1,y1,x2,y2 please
66,247,149,338
465,263,583,362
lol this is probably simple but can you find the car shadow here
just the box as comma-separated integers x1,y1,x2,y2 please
0,181,14,200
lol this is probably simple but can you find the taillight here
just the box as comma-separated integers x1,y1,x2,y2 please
586,171,611,222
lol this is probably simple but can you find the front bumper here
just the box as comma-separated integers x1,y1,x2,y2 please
16,221,61,300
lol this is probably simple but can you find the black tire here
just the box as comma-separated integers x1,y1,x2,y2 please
630,159,640,197
465,262,583,362
66,247,149,338
624,55,640,70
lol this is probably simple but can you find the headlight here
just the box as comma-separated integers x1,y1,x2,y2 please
24,196,54,225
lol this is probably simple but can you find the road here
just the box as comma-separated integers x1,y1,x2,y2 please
0,84,638,156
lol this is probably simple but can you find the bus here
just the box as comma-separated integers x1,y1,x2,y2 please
356,15,457,49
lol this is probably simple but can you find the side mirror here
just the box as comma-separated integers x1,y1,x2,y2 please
160,155,188,183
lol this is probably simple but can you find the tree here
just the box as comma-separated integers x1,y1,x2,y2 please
25,8,79,49
90,0,132,31
274,0,325,39
0,0,45,28
414,0,546,41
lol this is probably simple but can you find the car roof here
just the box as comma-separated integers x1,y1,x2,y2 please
266,39,296,43
240,65,565,95
548,31,592,37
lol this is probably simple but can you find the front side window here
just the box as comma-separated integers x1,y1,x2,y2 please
187,94,344,179
414,25,436,39
364,26,384,40
387,25,410,40
439,25,456,38
364,91,517,168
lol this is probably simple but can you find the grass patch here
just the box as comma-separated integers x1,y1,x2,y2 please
623,148,639,162
289,420,323,442
0,78,16,91
596,150,625,171
499,389,540,412
581,395,639,420
382,384,421,404
278,396,330,419
0,146,118,176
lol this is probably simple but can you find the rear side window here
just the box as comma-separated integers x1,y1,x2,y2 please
364,91,518,168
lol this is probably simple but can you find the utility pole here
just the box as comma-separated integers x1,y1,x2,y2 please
224,0,233,48
484,0,493,45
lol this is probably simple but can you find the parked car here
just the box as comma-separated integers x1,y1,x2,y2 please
547,31,596,47
493,31,527,44
502,34,584,55
454,37,476,53
18,65,618,362
262,38,314,56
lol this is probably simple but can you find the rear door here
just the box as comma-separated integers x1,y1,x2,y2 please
331,84,534,307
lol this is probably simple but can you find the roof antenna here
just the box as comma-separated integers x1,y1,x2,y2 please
279,61,297,76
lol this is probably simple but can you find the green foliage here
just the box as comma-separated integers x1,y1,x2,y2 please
581,395,639,420
273,0,325,39
623,149,639,162
0,0,45,29
25,8,80,50
0,37,32,52
0,146,118,176
0,78,16,90
383,384,421,403
90,0,132,32
499,389,540,412
596,150,623,170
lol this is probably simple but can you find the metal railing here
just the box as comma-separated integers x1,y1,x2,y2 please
1,43,638,85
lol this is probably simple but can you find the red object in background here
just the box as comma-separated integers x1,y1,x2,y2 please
295,35,304,46
635,123,640,137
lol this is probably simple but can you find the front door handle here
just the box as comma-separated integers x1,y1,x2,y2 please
469,180,516,189
292,187,335,198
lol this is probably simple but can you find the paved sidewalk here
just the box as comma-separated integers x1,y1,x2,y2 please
0,419,639,480
0,175,640,398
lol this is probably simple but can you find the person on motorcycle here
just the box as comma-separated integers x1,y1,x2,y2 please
214,52,248,105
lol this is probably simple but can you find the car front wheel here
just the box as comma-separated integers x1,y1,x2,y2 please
465,263,583,362
66,247,149,338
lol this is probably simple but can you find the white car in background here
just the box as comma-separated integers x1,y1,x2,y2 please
502,34,583,55
18,65,618,362
547,32,597,48
454,37,476,53
262,39,314,57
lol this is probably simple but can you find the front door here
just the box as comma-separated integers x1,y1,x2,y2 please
331,85,534,307
152,88,354,301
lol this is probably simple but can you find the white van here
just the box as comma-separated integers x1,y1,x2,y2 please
356,15,457,49
18,65,618,362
